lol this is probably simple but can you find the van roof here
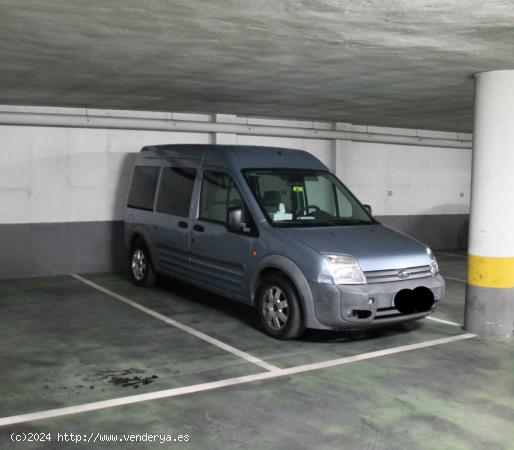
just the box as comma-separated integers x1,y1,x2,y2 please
137,144,328,171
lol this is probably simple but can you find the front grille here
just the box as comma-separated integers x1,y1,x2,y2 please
375,306,402,319
364,265,432,284
374,301,438,320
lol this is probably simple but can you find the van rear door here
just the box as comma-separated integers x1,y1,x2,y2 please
153,166,197,280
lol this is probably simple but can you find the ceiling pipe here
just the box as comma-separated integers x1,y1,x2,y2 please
0,111,472,149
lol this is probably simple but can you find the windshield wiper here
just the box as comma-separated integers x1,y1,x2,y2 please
273,218,373,227
274,220,332,227
327,219,372,226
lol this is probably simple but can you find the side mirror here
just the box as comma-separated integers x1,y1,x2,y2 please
227,206,244,231
363,204,372,216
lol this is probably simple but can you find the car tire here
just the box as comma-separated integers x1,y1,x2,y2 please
130,239,157,287
257,274,305,339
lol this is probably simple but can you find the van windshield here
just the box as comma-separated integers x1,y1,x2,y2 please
243,169,375,227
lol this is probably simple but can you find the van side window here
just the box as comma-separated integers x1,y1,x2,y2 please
156,167,197,217
200,171,253,228
127,166,160,211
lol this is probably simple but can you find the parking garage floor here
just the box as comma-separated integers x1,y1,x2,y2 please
1,251,513,449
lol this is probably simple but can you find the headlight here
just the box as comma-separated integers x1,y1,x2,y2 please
322,253,366,285
427,248,439,276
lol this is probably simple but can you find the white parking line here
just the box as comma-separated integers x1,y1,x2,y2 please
0,332,476,427
276,333,476,375
436,251,467,259
70,274,280,373
426,316,461,327
444,276,466,283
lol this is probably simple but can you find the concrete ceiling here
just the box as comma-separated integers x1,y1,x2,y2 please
1,1,513,132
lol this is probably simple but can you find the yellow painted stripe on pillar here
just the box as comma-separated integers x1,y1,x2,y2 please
468,254,514,288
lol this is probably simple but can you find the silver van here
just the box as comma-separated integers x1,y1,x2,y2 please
124,145,445,339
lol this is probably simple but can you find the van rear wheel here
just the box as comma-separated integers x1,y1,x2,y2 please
130,239,157,287
257,274,304,340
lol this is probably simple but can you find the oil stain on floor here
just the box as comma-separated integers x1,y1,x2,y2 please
43,368,160,392
93,368,159,389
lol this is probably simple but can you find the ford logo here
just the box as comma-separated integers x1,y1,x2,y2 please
398,269,410,279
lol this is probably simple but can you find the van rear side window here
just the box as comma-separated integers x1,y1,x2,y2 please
156,167,197,217
127,166,160,211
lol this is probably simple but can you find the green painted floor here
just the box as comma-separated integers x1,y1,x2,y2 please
1,250,513,449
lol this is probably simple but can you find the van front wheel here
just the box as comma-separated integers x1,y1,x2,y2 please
257,275,305,339
130,240,157,287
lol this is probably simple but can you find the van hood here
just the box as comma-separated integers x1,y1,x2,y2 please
280,224,430,272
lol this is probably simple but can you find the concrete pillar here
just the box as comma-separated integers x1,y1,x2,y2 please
212,114,237,145
332,122,352,178
465,70,514,337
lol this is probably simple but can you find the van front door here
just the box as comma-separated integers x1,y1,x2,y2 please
189,170,257,302
153,166,197,281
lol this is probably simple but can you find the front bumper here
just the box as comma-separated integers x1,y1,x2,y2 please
308,274,445,330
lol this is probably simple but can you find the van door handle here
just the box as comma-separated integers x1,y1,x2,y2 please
193,224,205,232
178,221,188,229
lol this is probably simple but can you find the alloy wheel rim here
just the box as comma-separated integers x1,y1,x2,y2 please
131,249,146,281
262,286,289,331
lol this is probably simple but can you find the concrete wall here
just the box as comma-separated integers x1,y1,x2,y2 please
0,106,472,278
